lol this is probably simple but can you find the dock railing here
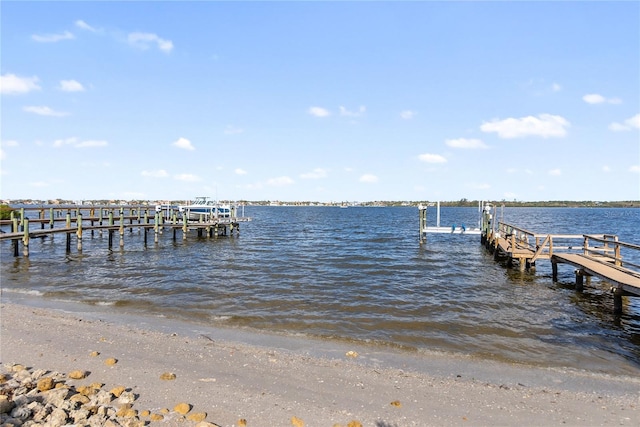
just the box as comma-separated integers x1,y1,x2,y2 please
583,234,640,275
497,222,599,262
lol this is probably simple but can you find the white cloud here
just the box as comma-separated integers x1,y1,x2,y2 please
552,83,562,92
470,183,490,190
224,125,244,135
267,176,294,186
141,169,169,178
234,168,248,175
400,110,417,120
128,32,173,53
30,181,51,188
300,168,328,179
445,138,488,149
1,140,19,147
630,165,640,174
76,140,107,148
339,105,366,117
75,20,98,32
582,93,622,104
548,168,562,176
23,106,69,117
602,165,610,172
609,113,640,132
172,137,195,150
480,114,570,138
59,79,85,92
53,137,107,148
418,153,447,163
308,106,330,117
359,174,379,183
32,31,75,43
174,173,201,182
1,73,41,94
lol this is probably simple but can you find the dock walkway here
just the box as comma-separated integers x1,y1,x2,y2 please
0,204,251,257
478,204,640,313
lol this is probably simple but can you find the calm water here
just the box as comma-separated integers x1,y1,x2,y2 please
2,206,640,375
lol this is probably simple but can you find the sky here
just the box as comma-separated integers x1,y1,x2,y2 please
1,1,639,203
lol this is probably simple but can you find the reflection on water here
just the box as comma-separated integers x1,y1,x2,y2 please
1,206,639,375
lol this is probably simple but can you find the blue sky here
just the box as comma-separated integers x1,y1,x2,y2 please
1,1,639,202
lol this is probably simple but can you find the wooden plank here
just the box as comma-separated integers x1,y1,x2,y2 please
551,253,640,295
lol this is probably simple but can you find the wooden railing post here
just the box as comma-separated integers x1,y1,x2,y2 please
22,218,29,257
614,236,621,266
77,213,83,252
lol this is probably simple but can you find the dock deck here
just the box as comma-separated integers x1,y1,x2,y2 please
478,204,640,313
0,204,251,257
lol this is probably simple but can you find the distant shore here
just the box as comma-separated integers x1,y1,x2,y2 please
2,199,639,209
2,301,639,426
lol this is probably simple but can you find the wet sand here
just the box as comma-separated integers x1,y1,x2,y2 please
1,302,638,426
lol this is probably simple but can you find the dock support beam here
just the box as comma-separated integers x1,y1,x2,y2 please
575,269,584,292
418,205,426,244
612,287,624,315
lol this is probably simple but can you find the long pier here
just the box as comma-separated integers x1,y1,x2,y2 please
0,205,251,257
479,205,640,314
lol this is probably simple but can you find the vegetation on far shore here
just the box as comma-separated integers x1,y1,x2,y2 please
2,199,638,208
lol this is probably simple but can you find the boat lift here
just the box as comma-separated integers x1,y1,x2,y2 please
419,201,486,244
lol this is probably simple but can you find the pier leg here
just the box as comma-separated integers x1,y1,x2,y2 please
552,262,558,282
108,230,113,249
144,228,148,246
66,233,71,253
613,287,623,315
13,240,19,257
575,270,584,292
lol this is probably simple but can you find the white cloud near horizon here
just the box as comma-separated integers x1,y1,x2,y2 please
172,137,194,150
59,79,85,92
582,93,622,105
548,168,562,176
480,114,570,138
445,138,488,149
418,153,447,163
141,169,169,178
174,173,201,182
267,176,294,186
609,113,640,132
359,174,379,183
308,106,330,117
235,168,248,175
630,165,640,174
23,106,69,117
1,73,41,94
128,32,173,53
300,168,328,179
32,31,75,43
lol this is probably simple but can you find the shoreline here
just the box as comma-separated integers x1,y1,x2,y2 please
1,302,639,426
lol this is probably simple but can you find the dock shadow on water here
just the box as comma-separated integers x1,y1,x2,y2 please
1,206,639,375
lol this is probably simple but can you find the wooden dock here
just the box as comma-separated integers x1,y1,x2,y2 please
479,204,640,313
0,205,251,257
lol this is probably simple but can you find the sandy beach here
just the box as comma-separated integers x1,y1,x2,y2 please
1,302,638,426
